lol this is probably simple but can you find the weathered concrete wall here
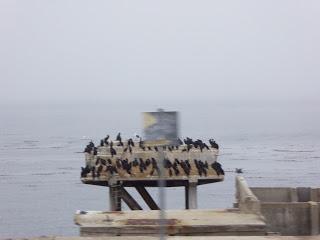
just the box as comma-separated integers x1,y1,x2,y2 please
235,177,320,236
251,187,320,203
251,188,294,202
260,202,311,235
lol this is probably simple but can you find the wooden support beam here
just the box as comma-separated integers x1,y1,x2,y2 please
120,187,143,210
135,186,160,210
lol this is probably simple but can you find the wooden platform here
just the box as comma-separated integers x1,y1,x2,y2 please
74,209,267,236
81,175,224,187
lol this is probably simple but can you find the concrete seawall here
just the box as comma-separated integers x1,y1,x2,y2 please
235,176,320,236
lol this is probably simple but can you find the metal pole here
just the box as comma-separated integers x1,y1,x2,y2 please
158,147,166,240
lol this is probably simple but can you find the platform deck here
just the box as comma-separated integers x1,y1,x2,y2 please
81,175,224,187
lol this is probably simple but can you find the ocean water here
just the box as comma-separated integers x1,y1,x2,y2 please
0,101,319,238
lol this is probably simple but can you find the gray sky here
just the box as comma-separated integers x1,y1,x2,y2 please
1,0,319,104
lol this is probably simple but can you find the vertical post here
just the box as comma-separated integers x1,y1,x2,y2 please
158,147,166,240
185,185,189,209
309,201,319,235
109,179,121,211
186,179,198,209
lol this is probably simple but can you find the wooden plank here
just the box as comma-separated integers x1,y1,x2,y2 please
135,186,160,210
120,187,143,210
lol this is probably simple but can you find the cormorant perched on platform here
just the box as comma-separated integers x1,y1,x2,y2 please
84,145,91,153
127,138,134,147
116,159,122,168
110,147,116,157
93,147,98,155
116,133,121,142
100,139,104,146
129,145,132,154
145,158,151,167
117,140,124,146
88,141,94,148
104,135,110,146
211,161,224,175
81,166,90,177
209,139,219,149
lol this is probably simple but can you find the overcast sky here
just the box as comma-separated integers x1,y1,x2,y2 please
1,0,319,104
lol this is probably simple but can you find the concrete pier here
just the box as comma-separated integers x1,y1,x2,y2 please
74,209,266,236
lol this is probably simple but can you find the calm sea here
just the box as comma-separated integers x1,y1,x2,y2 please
0,101,319,238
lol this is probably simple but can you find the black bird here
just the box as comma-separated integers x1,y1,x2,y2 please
154,146,158,152
88,141,94,148
177,138,183,145
235,168,243,174
204,161,209,169
139,158,146,170
84,145,92,153
104,136,110,146
110,147,116,157
81,166,91,178
116,133,122,142
93,147,98,155
129,145,132,154
117,140,124,146
145,158,151,167
185,159,191,169
133,158,139,167
203,143,210,150
128,138,135,147
151,158,160,175
173,165,180,176
97,165,103,174
180,161,190,176
147,146,152,151
123,147,128,152
184,137,193,145
164,159,172,168
211,161,224,175
100,140,104,147
174,159,180,165
116,159,122,168
209,139,219,149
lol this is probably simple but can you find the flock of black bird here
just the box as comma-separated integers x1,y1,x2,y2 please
81,133,224,179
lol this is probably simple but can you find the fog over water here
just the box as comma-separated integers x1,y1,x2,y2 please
1,0,320,238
